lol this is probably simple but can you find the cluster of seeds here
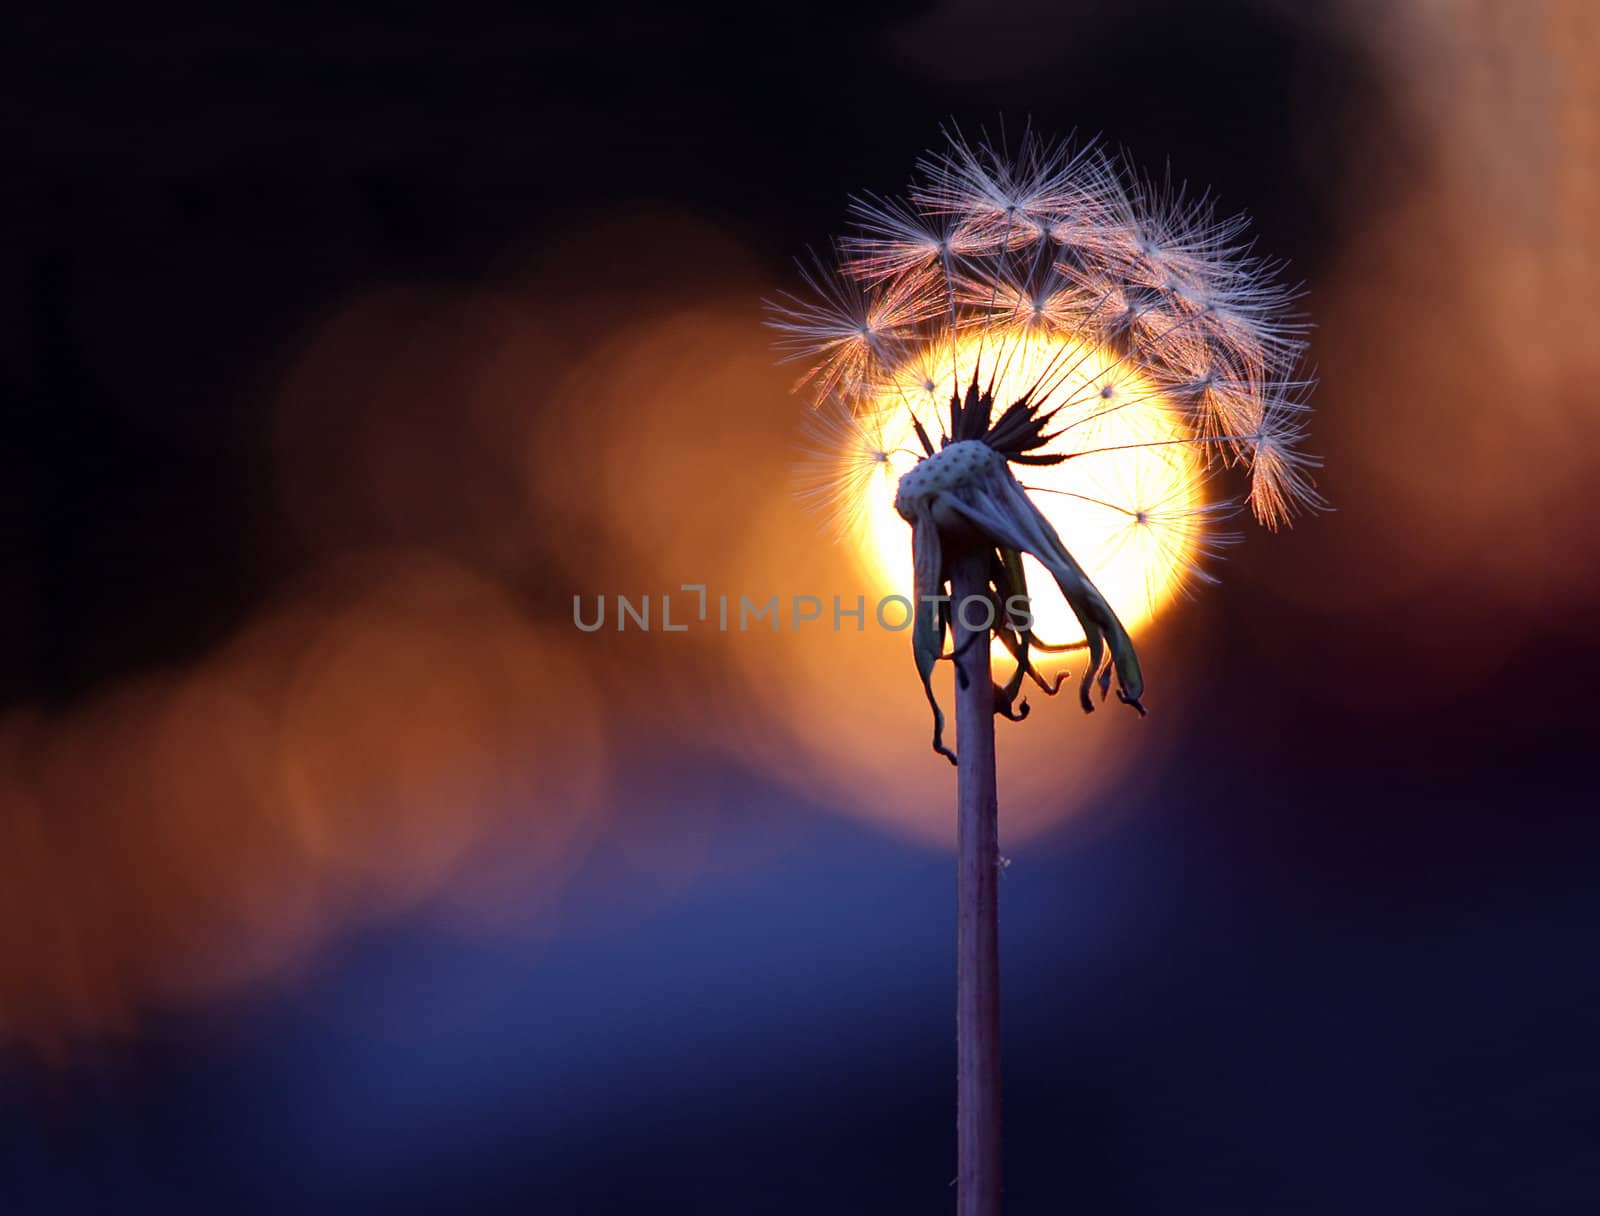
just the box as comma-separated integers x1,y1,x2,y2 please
766,125,1322,540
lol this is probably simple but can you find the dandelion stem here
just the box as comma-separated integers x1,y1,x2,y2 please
950,544,1003,1216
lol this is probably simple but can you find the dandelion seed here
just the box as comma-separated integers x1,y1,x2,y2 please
842,193,986,284
1249,408,1327,531
763,246,939,404
793,396,912,541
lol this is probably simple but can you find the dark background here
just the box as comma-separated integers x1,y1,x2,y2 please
4,2,1598,1212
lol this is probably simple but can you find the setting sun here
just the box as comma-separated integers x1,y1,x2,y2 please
845,330,1213,660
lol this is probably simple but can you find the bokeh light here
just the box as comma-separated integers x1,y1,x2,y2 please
516,262,1207,850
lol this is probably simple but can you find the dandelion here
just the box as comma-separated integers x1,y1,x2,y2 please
765,122,1321,1216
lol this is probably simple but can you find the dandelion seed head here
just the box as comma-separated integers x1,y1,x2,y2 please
767,123,1321,658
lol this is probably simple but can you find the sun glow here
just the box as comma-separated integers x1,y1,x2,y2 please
849,331,1209,658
